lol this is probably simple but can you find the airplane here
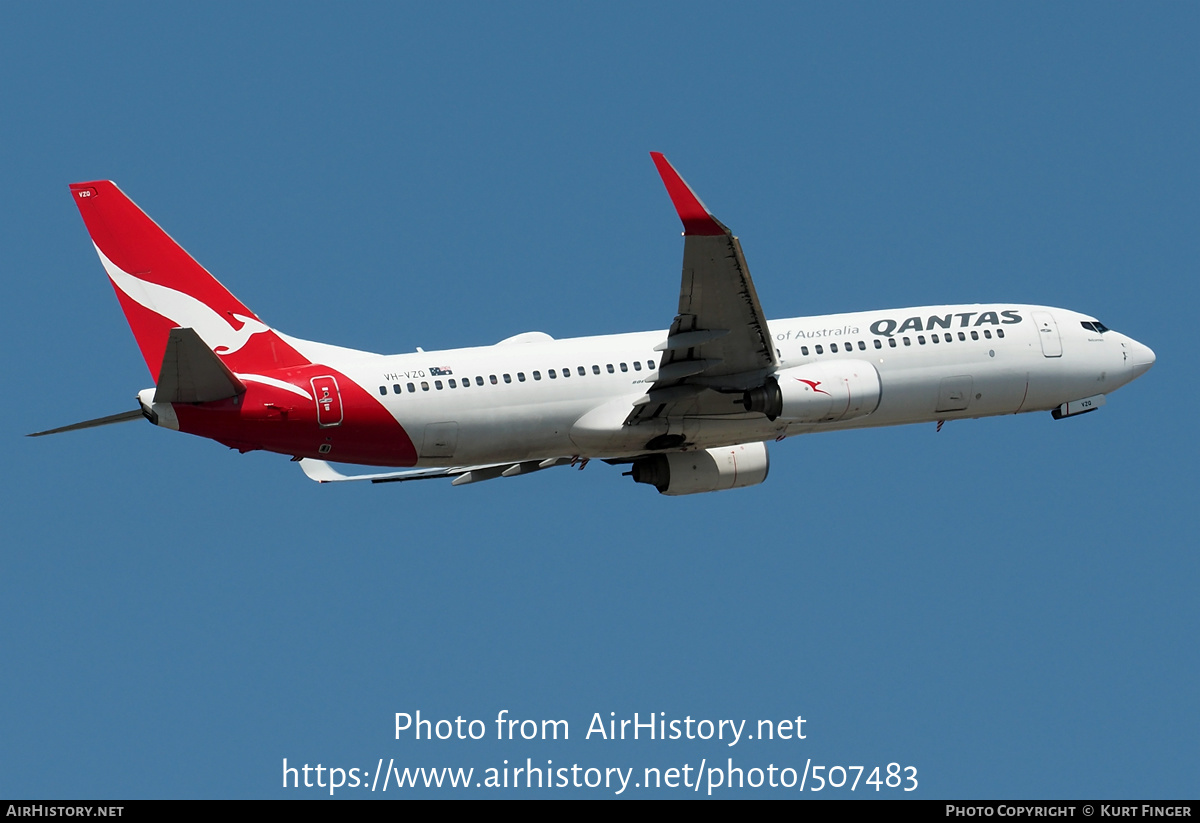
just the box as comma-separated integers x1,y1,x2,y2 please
31,153,1155,494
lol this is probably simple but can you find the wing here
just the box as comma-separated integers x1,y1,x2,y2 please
626,153,778,425
299,457,578,485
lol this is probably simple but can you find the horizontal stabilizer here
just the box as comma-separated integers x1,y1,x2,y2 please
154,328,247,404
27,409,144,437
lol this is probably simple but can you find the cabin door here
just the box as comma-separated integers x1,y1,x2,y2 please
1032,311,1063,357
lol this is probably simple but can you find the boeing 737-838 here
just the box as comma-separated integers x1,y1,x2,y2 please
32,154,1155,494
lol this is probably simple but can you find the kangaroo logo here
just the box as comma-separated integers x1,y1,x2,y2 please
97,245,270,355
796,378,830,396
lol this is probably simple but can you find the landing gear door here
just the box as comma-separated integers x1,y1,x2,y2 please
1032,311,1063,357
311,376,344,427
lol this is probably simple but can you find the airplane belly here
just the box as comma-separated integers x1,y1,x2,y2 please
868,363,1031,424
677,418,784,449
1021,357,1106,412
971,369,1031,415
440,402,586,464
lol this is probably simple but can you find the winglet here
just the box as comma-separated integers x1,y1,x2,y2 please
650,152,728,236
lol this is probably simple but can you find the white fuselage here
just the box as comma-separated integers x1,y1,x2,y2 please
58,170,1156,489
309,303,1152,467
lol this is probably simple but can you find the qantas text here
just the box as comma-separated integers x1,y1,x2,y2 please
870,310,1023,337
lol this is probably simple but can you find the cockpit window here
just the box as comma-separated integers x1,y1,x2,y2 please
1081,321,1110,333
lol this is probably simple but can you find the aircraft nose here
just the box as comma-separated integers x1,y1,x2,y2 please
1128,339,1155,378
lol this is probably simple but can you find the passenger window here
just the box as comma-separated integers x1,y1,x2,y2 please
918,335,926,345
503,374,512,384
489,375,498,384
408,382,416,393
475,376,483,386
930,335,939,344
801,346,809,356
620,363,628,372
448,379,457,388
592,365,601,375
815,345,824,354
873,339,882,349
831,343,839,353
633,361,642,371
421,381,430,391
958,332,966,341
578,366,586,376
858,341,866,351
996,328,1005,338
434,380,443,390
888,338,897,348
903,337,912,346
518,372,526,382
607,364,615,373
647,360,655,370
378,386,387,396
983,329,992,339
970,331,979,340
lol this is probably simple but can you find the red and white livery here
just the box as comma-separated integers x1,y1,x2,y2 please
35,155,1155,494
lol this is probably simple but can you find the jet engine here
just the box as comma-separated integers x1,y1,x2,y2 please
743,360,881,423
629,442,769,495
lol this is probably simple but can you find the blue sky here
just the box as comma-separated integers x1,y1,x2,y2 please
2,3,1195,798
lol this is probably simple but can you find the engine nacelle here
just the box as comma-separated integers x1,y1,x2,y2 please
743,360,881,423
629,442,770,495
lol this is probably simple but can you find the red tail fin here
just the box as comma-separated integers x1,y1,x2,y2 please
70,181,309,379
